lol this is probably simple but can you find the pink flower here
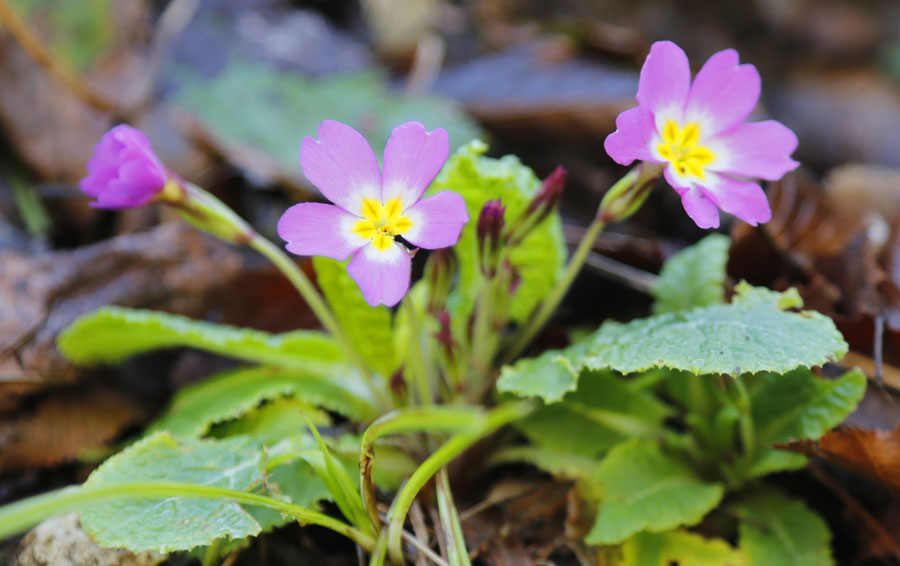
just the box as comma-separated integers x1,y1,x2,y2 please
278,121,469,307
79,125,170,209
604,41,799,229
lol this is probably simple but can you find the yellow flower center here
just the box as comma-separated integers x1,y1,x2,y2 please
657,120,715,179
352,197,413,251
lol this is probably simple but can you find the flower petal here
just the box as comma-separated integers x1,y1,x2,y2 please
636,41,691,129
347,242,411,307
680,186,721,229
277,202,367,260
381,122,449,206
700,172,772,226
299,120,381,214
79,125,168,209
684,49,760,137
402,191,469,249
604,106,659,166
707,120,799,180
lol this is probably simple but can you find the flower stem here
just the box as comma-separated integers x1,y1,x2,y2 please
503,215,606,363
403,296,433,406
0,481,375,549
249,235,389,409
385,400,535,562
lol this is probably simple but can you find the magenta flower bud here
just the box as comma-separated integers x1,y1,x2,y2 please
528,166,567,218
477,199,505,250
79,125,172,209
477,199,506,277
509,166,567,244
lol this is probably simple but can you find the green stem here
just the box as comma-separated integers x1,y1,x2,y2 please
0,481,375,549
730,375,756,462
504,216,606,363
359,407,482,529
403,297,432,406
470,274,497,379
249,235,389,410
385,400,535,562
436,468,471,566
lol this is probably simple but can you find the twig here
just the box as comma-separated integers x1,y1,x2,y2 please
583,251,659,294
0,0,118,113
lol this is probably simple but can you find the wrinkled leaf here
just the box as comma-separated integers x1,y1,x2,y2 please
620,530,746,566
750,368,866,446
731,488,833,566
496,346,581,403
58,306,344,375
81,433,266,553
513,370,670,457
149,365,377,437
584,283,847,375
585,439,724,545
653,234,730,314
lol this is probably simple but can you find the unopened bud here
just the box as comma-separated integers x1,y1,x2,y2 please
508,166,567,244
424,248,455,313
597,162,663,224
432,310,456,359
477,199,505,277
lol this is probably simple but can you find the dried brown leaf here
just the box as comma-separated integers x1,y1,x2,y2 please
0,387,142,472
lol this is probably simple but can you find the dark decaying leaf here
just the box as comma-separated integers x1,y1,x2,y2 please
0,222,242,412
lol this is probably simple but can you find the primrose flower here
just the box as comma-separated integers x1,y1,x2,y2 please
80,124,171,209
278,120,468,307
604,41,799,229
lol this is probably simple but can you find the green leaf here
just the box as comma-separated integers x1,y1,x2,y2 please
430,141,566,326
58,306,345,375
513,370,671,457
149,365,377,437
585,439,724,546
620,530,746,566
496,346,581,402
652,234,730,314
12,0,113,70
491,446,598,481
313,257,398,378
750,368,866,446
731,489,833,566
171,64,480,185
301,419,374,535
746,449,808,479
80,432,267,552
584,283,847,376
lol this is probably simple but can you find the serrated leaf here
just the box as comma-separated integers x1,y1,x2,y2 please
150,365,377,437
750,368,866,446
653,234,730,314
312,257,398,378
430,141,566,326
585,439,724,546
58,307,344,375
620,530,746,566
80,432,266,553
513,370,670,457
171,64,480,185
496,347,581,402
731,488,833,566
584,284,847,376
